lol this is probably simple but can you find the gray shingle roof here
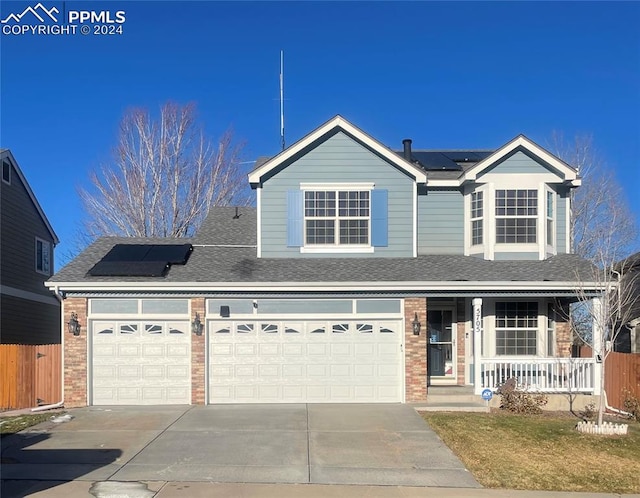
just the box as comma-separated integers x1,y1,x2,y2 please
50,208,595,286
194,206,257,246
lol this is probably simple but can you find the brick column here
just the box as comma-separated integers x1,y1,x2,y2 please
64,297,88,408
191,297,206,404
555,301,572,358
405,297,427,401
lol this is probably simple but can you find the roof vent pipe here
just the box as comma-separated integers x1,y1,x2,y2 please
402,139,412,161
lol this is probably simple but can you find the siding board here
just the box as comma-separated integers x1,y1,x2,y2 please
418,190,464,254
479,150,560,176
260,132,414,258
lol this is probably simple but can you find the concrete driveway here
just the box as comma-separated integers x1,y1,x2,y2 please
1,404,479,489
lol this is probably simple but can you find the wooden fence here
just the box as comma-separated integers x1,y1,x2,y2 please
579,346,640,411
0,344,61,411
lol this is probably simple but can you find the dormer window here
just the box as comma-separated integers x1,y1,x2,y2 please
495,189,537,244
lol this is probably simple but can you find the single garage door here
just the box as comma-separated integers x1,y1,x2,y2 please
92,320,191,405
208,319,402,403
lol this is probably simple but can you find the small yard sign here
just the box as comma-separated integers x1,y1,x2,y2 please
481,388,493,401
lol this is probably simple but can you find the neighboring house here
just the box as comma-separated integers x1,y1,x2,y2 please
1,149,60,344
613,252,640,353
47,116,602,407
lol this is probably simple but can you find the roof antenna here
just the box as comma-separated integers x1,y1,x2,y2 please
280,50,285,151
233,206,240,219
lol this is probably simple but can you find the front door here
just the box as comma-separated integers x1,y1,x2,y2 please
427,309,456,384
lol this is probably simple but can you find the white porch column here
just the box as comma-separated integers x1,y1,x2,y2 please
472,298,483,395
592,297,603,395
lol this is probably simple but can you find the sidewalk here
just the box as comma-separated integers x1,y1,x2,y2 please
2,481,638,498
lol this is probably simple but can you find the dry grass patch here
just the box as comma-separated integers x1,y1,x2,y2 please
0,413,57,435
422,412,640,494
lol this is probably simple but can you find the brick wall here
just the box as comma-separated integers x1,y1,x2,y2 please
63,297,88,407
405,297,427,401
191,297,206,404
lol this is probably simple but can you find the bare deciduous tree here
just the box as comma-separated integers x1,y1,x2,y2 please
80,102,251,240
551,132,640,425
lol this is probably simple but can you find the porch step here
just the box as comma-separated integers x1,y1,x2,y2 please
419,386,491,413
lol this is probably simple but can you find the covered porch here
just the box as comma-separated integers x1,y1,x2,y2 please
469,297,603,396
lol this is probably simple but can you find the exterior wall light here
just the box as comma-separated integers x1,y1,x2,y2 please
67,312,81,336
412,312,421,336
192,313,203,336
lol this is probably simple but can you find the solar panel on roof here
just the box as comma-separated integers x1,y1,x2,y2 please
87,243,193,277
101,244,152,262
88,261,169,277
144,244,192,264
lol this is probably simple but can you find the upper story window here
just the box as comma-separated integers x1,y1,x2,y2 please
495,301,538,355
470,191,483,246
304,190,370,246
35,237,51,275
546,190,554,247
2,160,10,184
495,189,537,244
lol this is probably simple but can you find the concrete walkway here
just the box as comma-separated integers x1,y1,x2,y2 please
1,480,637,498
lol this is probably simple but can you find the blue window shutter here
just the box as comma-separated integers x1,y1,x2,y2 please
287,190,303,247
371,189,388,247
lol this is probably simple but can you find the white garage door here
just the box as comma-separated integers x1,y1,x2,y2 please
208,319,402,403
92,320,191,405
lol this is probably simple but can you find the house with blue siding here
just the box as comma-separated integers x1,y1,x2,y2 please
47,116,603,408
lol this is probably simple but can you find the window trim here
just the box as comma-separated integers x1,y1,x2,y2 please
300,182,375,251
545,187,556,253
35,237,51,276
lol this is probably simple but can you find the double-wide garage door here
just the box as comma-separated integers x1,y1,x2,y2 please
208,319,403,403
92,320,191,405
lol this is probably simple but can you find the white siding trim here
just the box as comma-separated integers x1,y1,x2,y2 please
256,187,262,258
412,183,417,258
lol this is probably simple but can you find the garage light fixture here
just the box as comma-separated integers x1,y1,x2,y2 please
67,312,81,336
412,312,421,336
192,313,203,336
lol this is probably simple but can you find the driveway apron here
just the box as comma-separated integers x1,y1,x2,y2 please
1,404,480,488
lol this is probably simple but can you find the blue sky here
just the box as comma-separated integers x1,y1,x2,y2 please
1,1,639,268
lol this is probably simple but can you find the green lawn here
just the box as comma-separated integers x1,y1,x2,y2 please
422,412,640,494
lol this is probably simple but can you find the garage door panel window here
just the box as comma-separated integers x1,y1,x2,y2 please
236,323,254,334
120,324,138,335
357,323,373,333
145,324,163,335
332,323,349,333
262,323,279,333
168,323,187,335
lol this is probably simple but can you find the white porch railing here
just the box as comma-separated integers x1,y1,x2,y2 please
480,357,596,393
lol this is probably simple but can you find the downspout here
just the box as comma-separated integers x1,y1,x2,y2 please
31,285,65,412
603,389,632,418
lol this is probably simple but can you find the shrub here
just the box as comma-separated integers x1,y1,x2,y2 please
496,378,548,415
622,389,640,422
580,402,597,421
